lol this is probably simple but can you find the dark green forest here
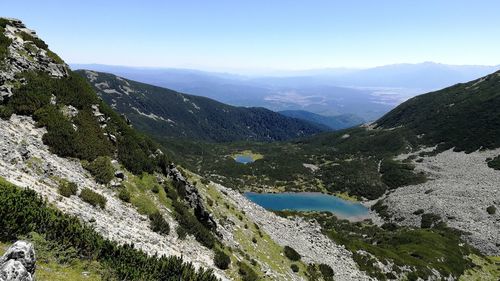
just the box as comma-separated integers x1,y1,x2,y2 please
76,70,326,142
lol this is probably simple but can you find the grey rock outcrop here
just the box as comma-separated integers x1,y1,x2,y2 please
0,241,36,281
166,164,217,231
0,18,69,101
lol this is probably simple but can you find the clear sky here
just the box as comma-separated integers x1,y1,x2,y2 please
2,0,500,71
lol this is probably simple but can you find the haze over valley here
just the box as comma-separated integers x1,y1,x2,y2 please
1,1,500,281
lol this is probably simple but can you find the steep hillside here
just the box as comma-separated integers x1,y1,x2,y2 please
0,18,375,281
377,71,500,152
279,110,364,130
76,70,326,142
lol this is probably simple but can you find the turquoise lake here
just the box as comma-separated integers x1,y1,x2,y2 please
234,155,254,164
244,192,369,219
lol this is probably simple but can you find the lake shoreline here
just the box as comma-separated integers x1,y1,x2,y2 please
244,191,371,222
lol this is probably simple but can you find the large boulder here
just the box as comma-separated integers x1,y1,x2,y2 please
0,260,32,281
0,241,36,281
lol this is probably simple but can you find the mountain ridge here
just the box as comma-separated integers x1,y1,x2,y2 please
76,70,326,142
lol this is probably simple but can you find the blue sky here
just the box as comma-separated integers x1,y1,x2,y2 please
2,1,500,71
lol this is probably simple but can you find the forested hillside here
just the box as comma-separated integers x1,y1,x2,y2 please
377,71,500,152
76,70,326,142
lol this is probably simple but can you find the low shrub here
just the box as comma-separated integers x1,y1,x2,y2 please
149,211,170,235
487,155,500,170
172,200,216,248
19,32,48,49
118,188,130,202
79,188,107,209
413,209,425,215
421,213,441,229
58,180,77,197
238,261,258,281
486,205,497,215
0,177,218,280
84,156,114,184
290,264,299,273
176,225,187,240
213,248,230,270
284,246,301,261
319,263,334,280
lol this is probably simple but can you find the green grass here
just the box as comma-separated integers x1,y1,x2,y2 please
459,255,500,281
121,172,162,216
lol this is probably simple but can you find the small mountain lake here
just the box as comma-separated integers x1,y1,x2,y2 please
234,155,254,164
245,192,369,219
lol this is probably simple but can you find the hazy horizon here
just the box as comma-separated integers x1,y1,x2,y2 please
2,0,500,71
70,61,500,77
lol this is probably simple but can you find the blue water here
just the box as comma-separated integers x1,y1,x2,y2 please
244,192,369,218
235,155,254,164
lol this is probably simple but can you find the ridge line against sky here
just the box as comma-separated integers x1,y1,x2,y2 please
2,0,500,72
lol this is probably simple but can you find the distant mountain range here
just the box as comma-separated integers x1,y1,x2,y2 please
76,70,326,142
71,63,499,122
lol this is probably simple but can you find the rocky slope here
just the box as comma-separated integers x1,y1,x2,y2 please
383,148,500,256
0,18,374,280
0,18,67,101
0,114,226,278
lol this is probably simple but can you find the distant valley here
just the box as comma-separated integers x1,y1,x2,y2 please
71,63,499,122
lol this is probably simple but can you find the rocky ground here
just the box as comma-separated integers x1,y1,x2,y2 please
0,115,229,280
384,148,500,256
213,183,373,281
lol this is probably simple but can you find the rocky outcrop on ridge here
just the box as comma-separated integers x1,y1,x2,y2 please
166,164,217,231
0,241,36,281
0,18,68,102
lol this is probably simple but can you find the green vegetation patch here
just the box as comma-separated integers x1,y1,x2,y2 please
283,245,301,261
79,188,107,209
213,247,231,270
487,155,500,170
0,25,12,62
83,156,114,184
58,179,78,197
277,211,478,280
3,71,167,175
149,211,170,235
0,177,218,280
19,31,48,50
459,255,500,281
380,159,426,189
